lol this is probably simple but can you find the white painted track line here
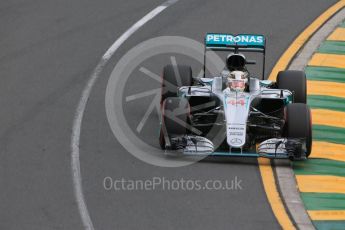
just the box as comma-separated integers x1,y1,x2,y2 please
70,1,179,229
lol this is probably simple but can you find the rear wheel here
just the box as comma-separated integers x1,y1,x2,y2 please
285,103,312,157
277,70,307,103
161,65,193,104
159,97,190,149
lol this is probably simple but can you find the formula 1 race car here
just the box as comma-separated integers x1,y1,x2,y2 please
159,33,312,160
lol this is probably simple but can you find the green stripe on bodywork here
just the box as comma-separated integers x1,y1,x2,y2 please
294,159,345,177
313,221,345,230
340,21,345,28
308,95,345,112
301,193,345,210
313,125,345,145
306,66,345,83
317,41,345,55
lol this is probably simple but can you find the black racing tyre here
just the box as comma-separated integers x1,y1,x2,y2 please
161,65,193,104
285,103,312,157
159,97,190,150
277,70,307,103
159,127,166,150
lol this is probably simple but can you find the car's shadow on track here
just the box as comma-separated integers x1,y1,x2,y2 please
163,154,261,166
201,156,259,166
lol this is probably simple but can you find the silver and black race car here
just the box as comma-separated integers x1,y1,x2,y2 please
159,33,312,160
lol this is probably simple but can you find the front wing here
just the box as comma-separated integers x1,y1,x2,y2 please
165,135,307,160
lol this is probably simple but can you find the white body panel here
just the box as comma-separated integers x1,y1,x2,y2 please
223,89,257,148
178,77,292,150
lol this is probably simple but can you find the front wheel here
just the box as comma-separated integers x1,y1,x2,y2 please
284,103,312,157
159,97,190,149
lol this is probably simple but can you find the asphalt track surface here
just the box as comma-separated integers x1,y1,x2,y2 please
0,0,338,229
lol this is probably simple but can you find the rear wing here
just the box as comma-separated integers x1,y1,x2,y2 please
205,33,265,51
203,33,266,78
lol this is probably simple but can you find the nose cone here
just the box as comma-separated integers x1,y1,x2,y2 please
224,94,250,148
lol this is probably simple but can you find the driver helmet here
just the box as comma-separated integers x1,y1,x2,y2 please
226,53,246,71
228,70,248,92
